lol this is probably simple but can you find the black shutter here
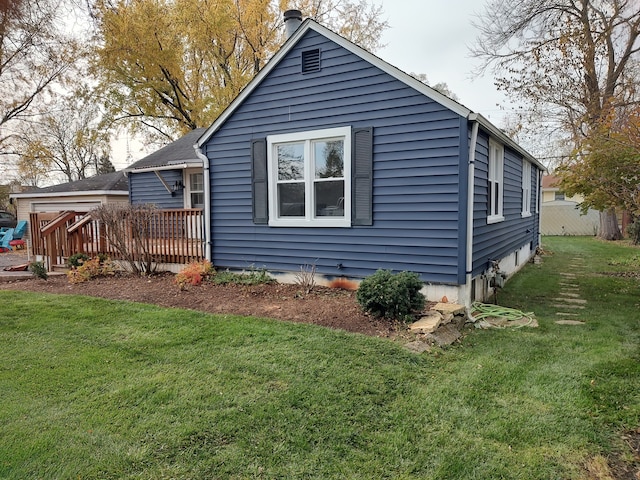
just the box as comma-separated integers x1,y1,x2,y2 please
251,138,268,224
352,127,373,226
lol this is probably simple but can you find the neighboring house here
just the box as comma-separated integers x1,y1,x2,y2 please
183,14,544,305
126,128,206,209
541,174,584,203
10,171,129,241
540,174,599,236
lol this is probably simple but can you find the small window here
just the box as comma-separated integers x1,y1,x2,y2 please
187,171,204,208
267,127,351,227
522,160,532,217
302,49,321,73
554,191,565,201
487,138,504,223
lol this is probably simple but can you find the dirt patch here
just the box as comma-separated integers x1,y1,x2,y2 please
610,428,640,480
586,428,640,480
0,272,402,337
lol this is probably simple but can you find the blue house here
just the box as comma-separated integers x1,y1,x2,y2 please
132,15,544,305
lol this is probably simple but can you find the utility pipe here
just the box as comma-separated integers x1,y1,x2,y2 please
194,145,212,262
465,113,480,305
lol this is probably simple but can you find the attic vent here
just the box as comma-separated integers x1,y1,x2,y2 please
302,49,321,73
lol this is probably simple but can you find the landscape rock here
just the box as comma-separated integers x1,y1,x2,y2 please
441,313,455,325
432,302,465,315
425,324,461,347
408,311,442,334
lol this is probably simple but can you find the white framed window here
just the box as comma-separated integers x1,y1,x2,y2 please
522,160,532,217
185,169,204,209
267,127,351,227
487,138,504,223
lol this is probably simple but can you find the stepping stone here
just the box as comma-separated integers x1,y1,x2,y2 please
559,283,579,287
552,304,585,309
556,312,579,316
560,273,577,277
553,298,587,304
555,320,586,325
558,292,581,298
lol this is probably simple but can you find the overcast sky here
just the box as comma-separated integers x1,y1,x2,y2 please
376,0,509,122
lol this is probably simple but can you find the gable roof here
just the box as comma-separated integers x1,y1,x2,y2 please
10,171,129,199
197,19,543,169
127,128,207,172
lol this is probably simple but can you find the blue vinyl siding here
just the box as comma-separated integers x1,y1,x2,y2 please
205,29,465,283
129,170,184,209
471,131,540,275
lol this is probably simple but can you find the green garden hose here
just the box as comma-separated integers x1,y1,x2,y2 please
469,302,535,328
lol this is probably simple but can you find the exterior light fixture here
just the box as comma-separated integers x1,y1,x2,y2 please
171,180,184,194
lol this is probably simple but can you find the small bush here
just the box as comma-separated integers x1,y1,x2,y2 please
29,261,48,280
211,268,275,286
67,253,89,268
294,264,316,294
67,256,115,284
356,269,425,321
175,260,214,290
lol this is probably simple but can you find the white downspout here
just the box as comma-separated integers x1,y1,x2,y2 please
538,169,543,248
194,144,212,262
465,114,480,306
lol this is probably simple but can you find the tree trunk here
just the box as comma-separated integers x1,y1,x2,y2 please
598,208,622,240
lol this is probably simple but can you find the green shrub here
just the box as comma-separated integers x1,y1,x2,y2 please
212,268,275,286
67,253,90,268
29,261,48,280
356,269,425,321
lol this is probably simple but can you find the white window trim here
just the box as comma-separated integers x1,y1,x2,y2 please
183,168,204,209
487,138,504,224
521,159,532,217
267,126,352,227
535,171,540,214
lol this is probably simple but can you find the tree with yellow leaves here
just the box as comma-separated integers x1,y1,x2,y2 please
90,0,387,142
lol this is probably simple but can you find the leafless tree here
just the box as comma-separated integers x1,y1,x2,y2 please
472,0,640,240
91,204,159,275
0,0,81,155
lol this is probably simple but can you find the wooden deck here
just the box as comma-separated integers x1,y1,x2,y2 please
30,209,205,270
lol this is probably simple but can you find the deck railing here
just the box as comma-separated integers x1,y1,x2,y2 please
29,209,204,270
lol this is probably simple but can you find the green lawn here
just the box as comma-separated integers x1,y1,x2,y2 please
0,236,638,479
